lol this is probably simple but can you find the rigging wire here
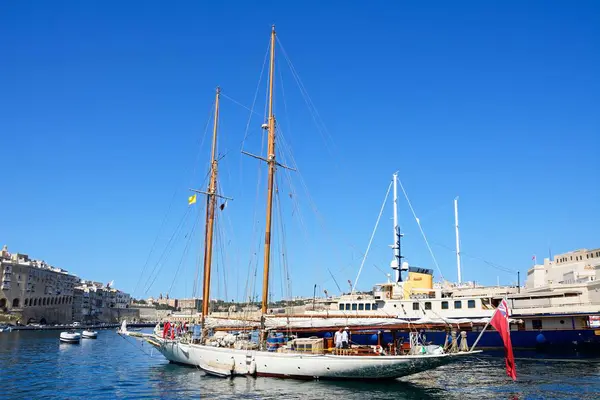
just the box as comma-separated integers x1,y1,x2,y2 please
133,101,215,297
167,209,201,295
351,181,393,294
276,37,338,161
431,241,517,274
396,177,446,281
241,36,271,151
274,175,292,301
142,206,193,295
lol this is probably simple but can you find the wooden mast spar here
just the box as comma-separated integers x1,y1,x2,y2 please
198,87,221,339
261,25,277,321
240,25,293,343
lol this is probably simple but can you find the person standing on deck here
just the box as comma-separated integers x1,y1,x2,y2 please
334,328,343,349
342,327,350,349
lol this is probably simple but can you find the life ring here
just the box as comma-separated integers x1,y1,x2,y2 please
375,345,382,354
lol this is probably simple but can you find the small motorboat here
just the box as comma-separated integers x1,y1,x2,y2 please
82,330,98,339
60,331,81,343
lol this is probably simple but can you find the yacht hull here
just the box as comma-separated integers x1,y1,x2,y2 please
154,338,478,380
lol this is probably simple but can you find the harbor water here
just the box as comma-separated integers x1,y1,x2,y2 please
2,329,600,399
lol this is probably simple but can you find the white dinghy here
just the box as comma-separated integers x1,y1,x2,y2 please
60,331,81,344
82,330,98,339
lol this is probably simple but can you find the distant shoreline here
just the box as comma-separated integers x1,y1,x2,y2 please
9,322,156,331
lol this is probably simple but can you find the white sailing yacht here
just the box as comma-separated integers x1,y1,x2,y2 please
151,26,482,380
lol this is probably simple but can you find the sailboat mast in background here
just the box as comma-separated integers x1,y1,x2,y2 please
454,196,462,284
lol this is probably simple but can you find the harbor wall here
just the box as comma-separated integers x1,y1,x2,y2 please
132,306,170,322
20,303,73,325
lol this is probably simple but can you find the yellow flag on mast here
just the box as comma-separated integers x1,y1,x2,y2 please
188,194,197,205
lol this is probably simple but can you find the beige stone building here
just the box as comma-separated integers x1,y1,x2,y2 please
1,246,79,324
72,281,137,323
526,248,600,288
178,298,201,312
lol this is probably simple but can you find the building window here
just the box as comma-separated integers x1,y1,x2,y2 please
372,303,378,310
12,298,20,308
351,303,357,311
24,299,29,307
338,304,344,311
425,302,432,310
345,304,350,311
532,319,543,329
468,300,476,309
454,300,462,309
413,302,420,311
442,301,449,310
358,303,364,311
365,303,371,311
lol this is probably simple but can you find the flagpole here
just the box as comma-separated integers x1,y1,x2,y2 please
470,303,500,352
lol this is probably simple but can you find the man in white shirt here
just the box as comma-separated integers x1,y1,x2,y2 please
341,327,350,349
334,328,343,349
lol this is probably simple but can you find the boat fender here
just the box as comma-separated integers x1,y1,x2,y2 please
536,333,546,344
248,360,257,375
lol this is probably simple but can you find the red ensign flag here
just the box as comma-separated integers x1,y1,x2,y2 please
491,299,517,381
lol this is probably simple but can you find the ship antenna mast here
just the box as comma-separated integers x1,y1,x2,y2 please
391,172,405,282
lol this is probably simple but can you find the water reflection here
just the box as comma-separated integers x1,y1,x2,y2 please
2,330,600,399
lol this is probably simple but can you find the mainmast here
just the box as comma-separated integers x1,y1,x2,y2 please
454,197,462,284
200,87,221,335
261,25,277,317
390,172,405,282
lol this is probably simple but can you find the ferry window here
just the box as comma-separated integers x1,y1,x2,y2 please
358,303,364,311
345,304,350,311
532,319,543,329
424,302,432,310
372,303,378,310
454,300,462,309
412,302,419,311
365,304,371,311
560,320,565,324
442,301,449,309
351,303,357,311
468,300,476,309
339,304,344,311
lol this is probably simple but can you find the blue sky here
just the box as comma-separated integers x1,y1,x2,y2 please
1,1,598,301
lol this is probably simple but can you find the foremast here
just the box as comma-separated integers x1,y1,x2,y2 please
199,87,221,339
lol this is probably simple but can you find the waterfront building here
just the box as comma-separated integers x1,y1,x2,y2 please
526,248,600,288
178,298,201,312
510,247,600,332
0,246,79,324
72,280,137,323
